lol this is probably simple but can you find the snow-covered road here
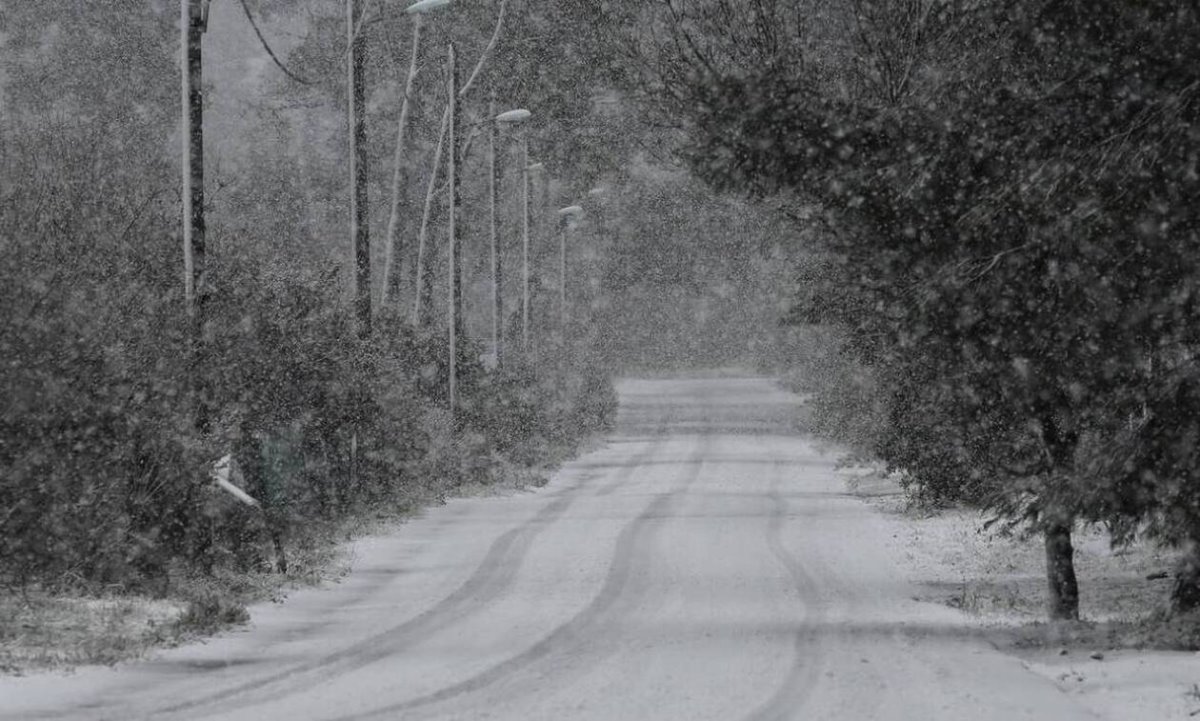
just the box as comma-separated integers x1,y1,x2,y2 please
1,377,1097,720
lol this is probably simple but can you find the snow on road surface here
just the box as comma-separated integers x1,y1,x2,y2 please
0,377,1098,720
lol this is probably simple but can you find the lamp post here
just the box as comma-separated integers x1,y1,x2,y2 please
523,162,544,353
447,43,459,417
494,108,532,368
556,204,584,346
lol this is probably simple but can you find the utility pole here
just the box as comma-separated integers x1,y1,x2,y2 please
447,44,458,416
488,92,503,368
348,0,370,337
182,0,210,431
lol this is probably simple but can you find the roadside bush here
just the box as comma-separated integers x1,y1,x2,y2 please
0,3,620,608
175,590,250,634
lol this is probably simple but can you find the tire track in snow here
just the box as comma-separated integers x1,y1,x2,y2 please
333,433,709,721
146,433,667,720
742,441,829,721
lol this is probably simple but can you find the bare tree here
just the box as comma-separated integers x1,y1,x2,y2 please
408,0,509,328
380,16,424,308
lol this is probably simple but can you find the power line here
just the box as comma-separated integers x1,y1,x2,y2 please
236,0,316,86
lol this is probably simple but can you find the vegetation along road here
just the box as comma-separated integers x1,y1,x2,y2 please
1,377,1099,720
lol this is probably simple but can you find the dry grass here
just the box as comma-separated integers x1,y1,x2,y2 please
0,517,363,676
0,593,185,674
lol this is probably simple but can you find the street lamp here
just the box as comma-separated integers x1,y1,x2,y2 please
405,0,452,12
495,108,532,124
557,204,584,344
496,110,535,354
493,108,532,366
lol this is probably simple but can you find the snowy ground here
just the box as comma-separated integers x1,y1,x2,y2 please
0,376,1190,720
847,467,1200,719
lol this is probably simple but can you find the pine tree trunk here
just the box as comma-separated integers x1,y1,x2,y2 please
1171,537,1200,614
1044,518,1079,620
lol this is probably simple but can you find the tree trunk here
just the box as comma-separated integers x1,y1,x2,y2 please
520,136,531,353
270,527,288,574
182,0,209,432
450,47,465,349
488,91,503,368
1044,518,1079,620
1035,407,1081,621
1172,537,1200,613
348,0,370,337
447,43,458,418
380,18,422,308
410,106,449,328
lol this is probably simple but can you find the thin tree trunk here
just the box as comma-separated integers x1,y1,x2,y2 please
411,106,450,327
182,0,209,432
380,18,422,308
488,92,502,368
348,0,370,337
1044,518,1080,620
270,526,288,574
521,136,530,353
408,0,507,328
451,47,464,355
447,44,458,417
1172,536,1200,613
